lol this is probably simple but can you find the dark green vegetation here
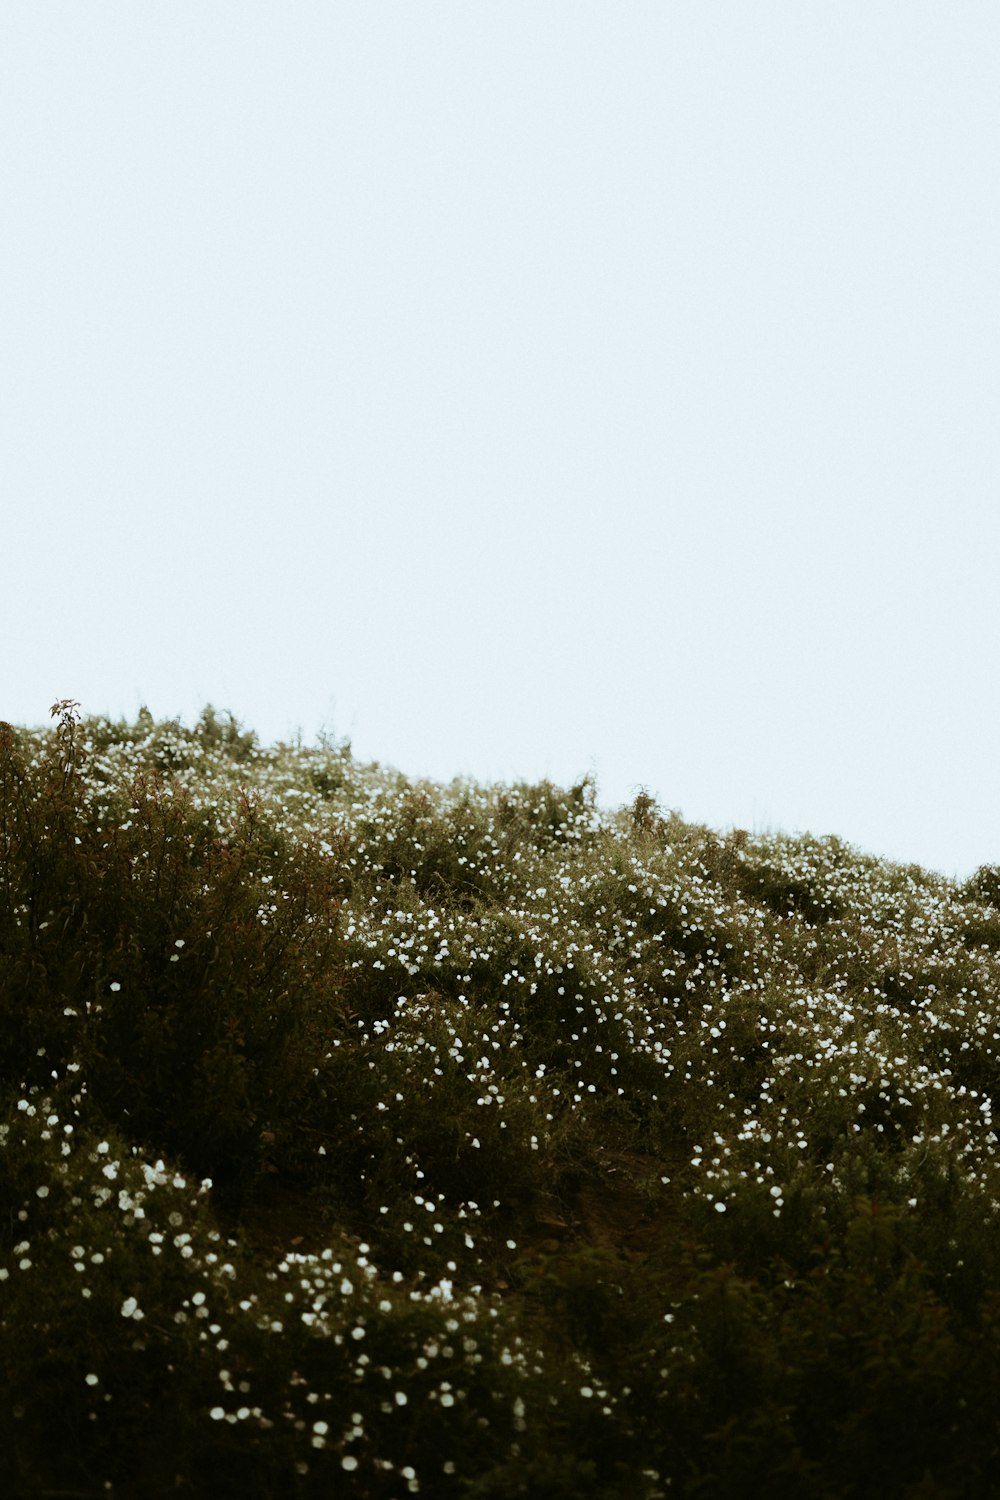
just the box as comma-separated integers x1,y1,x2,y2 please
3,701,1000,1498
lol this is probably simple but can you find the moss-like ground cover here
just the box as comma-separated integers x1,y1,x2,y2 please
3,701,1000,1498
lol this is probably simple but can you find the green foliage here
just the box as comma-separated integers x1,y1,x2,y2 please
0,706,349,1197
3,703,1000,1496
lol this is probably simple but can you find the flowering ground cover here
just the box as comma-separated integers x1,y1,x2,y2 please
3,702,1000,1497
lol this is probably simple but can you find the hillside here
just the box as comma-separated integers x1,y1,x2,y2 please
3,701,1000,1498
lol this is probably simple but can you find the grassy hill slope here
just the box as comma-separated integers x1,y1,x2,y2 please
3,702,1000,1498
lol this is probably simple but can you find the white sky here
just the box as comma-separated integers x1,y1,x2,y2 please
4,4,999,881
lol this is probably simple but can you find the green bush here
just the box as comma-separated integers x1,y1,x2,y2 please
4,702,1000,1497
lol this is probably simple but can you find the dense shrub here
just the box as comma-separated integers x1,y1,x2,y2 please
4,704,1000,1497
0,704,350,1196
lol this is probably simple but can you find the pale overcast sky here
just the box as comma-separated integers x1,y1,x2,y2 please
4,4,999,881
